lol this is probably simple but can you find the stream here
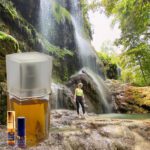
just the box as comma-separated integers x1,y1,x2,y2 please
95,113,150,120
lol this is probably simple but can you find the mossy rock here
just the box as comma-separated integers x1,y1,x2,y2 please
0,31,19,81
0,82,7,124
0,31,19,55
52,2,71,24
125,86,150,113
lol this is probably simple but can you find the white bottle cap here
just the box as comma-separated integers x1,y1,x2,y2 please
6,52,52,98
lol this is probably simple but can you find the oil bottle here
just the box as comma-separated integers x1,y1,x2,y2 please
7,111,15,146
6,52,52,146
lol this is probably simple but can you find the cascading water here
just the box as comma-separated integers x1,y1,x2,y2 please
39,0,112,112
71,17,98,72
51,83,73,109
51,83,65,109
71,0,112,113
70,1,98,72
39,0,52,38
81,68,112,113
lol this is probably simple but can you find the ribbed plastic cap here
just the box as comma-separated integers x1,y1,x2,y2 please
6,52,52,98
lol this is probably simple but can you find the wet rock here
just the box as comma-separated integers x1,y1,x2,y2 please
0,110,150,150
51,83,75,110
67,68,112,113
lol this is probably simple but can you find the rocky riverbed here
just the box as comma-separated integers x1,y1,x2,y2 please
0,109,150,150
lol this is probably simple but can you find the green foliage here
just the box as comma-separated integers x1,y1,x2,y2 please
88,0,101,11
52,59,70,83
120,43,150,86
0,0,73,58
51,1,71,24
80,0,92,39
97,51,119,79
0,31,18,45
0,0,18,19
40,34,74,59
100,0,150,86
0,31,19,81
0,31,19,55
0,0,38,49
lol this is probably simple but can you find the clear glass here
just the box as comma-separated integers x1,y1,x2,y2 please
7,94,50,146
6,52,52,98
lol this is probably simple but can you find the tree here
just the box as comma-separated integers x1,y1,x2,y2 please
92,0,150,85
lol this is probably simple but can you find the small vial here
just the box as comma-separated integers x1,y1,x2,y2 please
17,117,26,148
7,111,15,146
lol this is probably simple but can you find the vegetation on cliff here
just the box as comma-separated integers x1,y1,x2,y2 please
0,0,76,82
90,0,150,86
0,31,19,55
52,1,71,24
0,31,19,81
99,53,119,80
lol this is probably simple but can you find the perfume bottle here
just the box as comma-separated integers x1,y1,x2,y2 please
7,111,15,146
17,117,26,148
6,52,52,146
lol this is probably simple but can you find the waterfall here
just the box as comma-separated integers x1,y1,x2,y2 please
82,68,112,113
70,0,98,72
51,83,73,109
71,0,112,113
39,0,112,113
71,17,98,72
51,83,59,109
39,0,52,38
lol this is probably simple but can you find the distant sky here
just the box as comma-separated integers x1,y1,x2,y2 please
88,10,121,51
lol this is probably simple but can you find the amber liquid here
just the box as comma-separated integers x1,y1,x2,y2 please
7,97,50,146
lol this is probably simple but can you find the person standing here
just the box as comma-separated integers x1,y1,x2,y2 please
74,83,85,118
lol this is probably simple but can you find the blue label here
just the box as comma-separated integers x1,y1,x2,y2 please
8,132,14,141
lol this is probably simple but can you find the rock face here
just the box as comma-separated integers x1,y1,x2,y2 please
0,0,81,83
105,79,150,113
51,83,75,109
0,32,17,124
67,68,112,113
0,31,18,81
0,110,150,150
0,82,7,124
11,0,40,26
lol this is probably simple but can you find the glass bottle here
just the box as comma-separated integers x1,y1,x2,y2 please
6,52,52,146
7,111,15,146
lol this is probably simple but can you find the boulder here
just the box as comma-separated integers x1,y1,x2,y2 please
67,68,112,113
105,79,150,114
51,83,75,110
